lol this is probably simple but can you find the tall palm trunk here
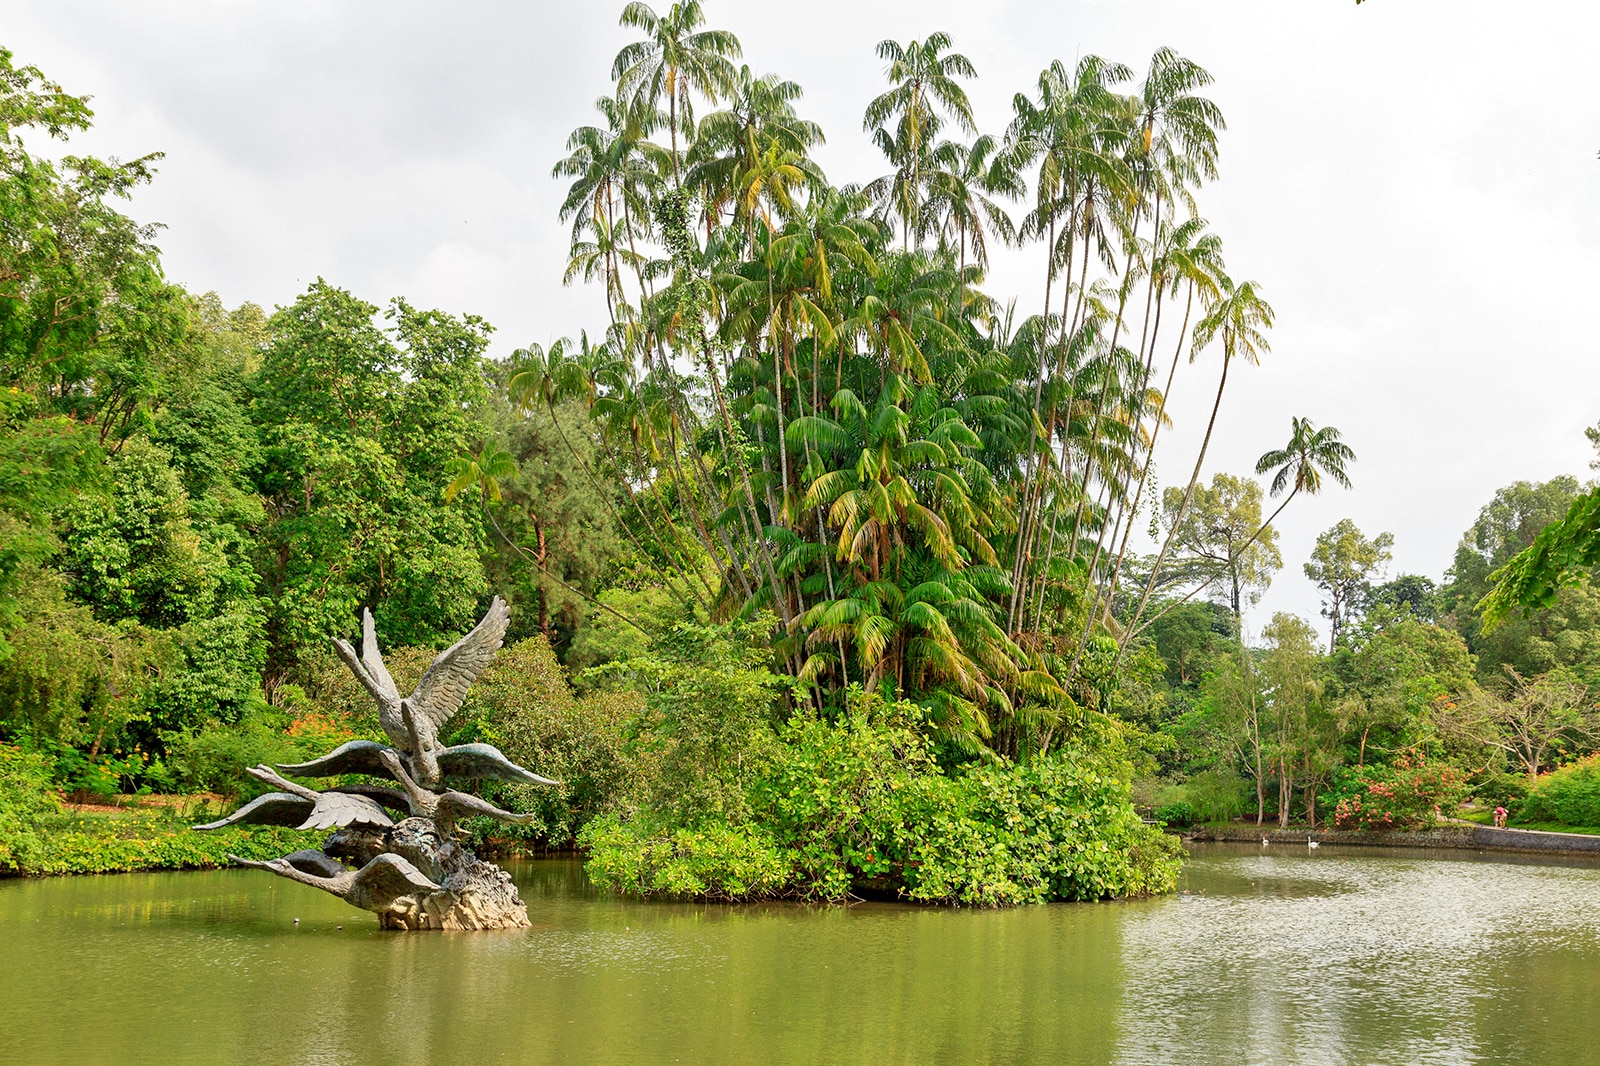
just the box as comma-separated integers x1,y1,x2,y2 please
1099,274,1183,632
631,432,715,608
1121,343,1234,656
1008,209,1061,631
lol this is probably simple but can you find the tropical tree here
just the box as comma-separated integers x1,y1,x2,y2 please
1124,273,1273,645
923,133,1018,301
1254,417,1356,532
1439,669,1600,781
1305,519,1394,651
688,64,824,235
863,33,978,245
612,0,743,182
552,95,664,312
1160,473,1283,635
788,376,1042,745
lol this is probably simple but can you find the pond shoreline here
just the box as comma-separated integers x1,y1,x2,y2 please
1187,823,1600,856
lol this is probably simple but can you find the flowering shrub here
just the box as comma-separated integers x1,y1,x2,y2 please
1331,752,1466,831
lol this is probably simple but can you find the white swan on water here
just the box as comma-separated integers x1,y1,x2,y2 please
1307,837,1320,848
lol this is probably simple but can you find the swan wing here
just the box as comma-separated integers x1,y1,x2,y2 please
193,792,312,831
406,596,509,731
361,608,399,700
437,791,536,825
437,742,560,787
295,791,396,832
328,783,411,815
276,740,396,780
280,849,348,878
345,854,440,912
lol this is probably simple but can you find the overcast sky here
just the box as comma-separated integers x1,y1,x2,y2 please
6,0,1598,640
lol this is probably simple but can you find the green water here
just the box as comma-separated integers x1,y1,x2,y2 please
2,844,1598,1065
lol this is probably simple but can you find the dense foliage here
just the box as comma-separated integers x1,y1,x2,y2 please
580,693,1180,904
0,744,317,874
7,4,1600,898
1520,755,1600,828
1328,753,1466,832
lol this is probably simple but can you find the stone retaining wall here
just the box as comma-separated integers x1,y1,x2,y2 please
1188,824,1600,855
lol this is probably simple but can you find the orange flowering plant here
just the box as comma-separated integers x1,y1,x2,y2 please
1330,750,1466,831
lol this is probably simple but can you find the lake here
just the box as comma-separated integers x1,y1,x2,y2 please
2,843,1597,1065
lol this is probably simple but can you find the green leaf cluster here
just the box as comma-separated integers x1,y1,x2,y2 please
579,691,1179,905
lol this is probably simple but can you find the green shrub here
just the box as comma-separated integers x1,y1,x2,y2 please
164,710,308,796
1471,770,1530,813
1153,801,1196,828
0,744,60,871
23,811,315,875
580,697,1183,906
1183,769,1251,822
455,636,642,848
1521,755,1600,827
579,814,789,900
0,747,315,876
894,754,1183,905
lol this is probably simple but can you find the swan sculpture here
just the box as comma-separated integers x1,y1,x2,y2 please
196,597,555,929
332,597,510,787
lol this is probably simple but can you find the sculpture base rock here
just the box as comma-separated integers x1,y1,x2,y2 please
382,830,530,930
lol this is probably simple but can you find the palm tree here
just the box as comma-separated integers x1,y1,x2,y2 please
444,446,518,506
731,142,810,256
789,377,1022,744
1092,218,1224,626
688,64,824,233
1001,56,1132,629
552,95,664,312
1251,417,1356,539
1072,55,1222,641
612,1,742,183
1123,273,1273,646
923,134,1019,307
1128,48,1224,223
862,33,978,246
562,212,641,324
846,252,962,385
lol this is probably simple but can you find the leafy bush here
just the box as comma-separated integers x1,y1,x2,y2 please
1183,769,1251,822
581,696,1182,906
455,636,641,848
1331,752,1466,830
0,754,318,877
0,744,60,871
1153,801,1196,828
581,616,789,826
22,812,315,875
1471,769,1530,813
163,712,309,797
1521,755,1600,827
580,815,790,899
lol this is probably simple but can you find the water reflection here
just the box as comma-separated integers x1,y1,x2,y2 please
0,846,1595,1065
1116,845,1600,1066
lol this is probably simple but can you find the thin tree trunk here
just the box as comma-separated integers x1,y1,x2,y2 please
1120,347,1233,655
1009,211,1061,631
535,520,550,639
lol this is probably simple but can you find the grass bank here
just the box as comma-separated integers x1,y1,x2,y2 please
2,793,322,877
